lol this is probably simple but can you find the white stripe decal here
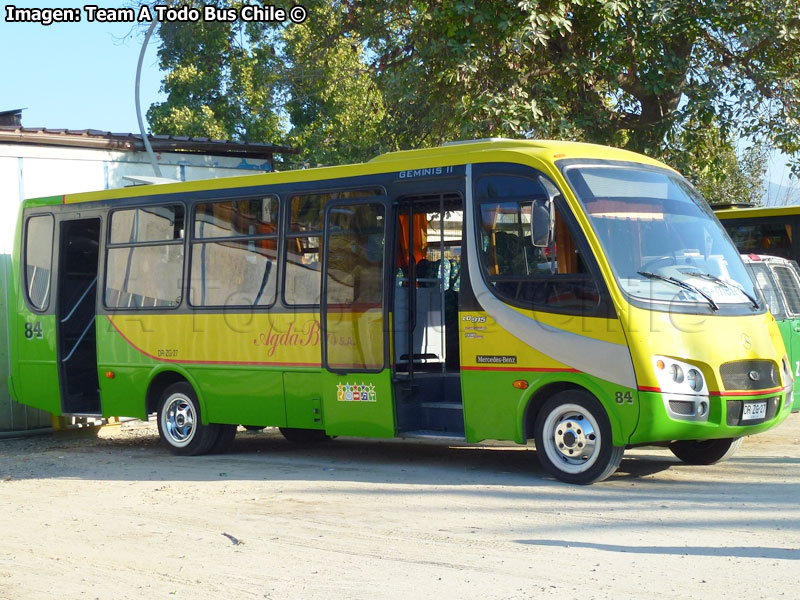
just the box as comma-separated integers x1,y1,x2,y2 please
464,164,637,389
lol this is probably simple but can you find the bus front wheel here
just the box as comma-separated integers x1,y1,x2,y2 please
534,390,624,484
157,382,219,456
669,437,742,465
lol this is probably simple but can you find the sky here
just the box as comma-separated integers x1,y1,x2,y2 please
1,1,165,133
1,1,797,202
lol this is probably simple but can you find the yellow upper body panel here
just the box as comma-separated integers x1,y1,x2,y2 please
30,138,669,206
625,305,787,392
715,205,800,220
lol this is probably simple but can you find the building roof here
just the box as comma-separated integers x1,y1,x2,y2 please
0,125,298,160
0,109,24,126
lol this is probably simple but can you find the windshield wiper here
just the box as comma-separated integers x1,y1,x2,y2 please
688,272,760,309
637,271,719,311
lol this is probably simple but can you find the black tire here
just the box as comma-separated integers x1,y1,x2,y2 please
210,425,237,454
157,382,219,456
534,389,624,484
669,437,742,465
279,427,329,444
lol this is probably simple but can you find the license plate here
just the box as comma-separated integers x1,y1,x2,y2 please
742,401,767,421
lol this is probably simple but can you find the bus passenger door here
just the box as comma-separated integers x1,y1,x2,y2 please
392,194,464,436
56,218,102,414
14,215,102,416
320,199,395,437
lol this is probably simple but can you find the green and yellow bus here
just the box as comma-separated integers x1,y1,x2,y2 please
9,139,794,483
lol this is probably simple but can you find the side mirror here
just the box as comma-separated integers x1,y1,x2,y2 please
531,198,554,248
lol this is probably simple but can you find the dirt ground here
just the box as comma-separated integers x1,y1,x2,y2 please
0,413,799,600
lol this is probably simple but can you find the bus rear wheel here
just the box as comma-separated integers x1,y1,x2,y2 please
279,427,329,444
210,424,238,454
534,390,624,484
157,382,219,456
669,437,742,465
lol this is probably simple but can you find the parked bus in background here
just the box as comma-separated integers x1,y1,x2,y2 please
716,205,798,261
8,139,794,484
741,254,800,412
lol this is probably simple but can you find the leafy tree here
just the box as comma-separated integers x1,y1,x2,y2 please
281,2,387,166
146,0,385,166
345,1,799,167
665,127,768,206
148,0,800,191
146,1,285,143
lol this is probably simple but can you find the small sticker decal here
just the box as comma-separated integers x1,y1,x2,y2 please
337,382,377,402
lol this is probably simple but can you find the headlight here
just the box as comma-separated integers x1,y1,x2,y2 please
653,356,708,395
687,368,703,392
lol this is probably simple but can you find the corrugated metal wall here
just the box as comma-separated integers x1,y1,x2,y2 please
0,254,52,431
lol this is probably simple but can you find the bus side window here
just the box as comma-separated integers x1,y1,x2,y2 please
284,188,383,306
747,264,784,318
24,214,55,311
773,264,800,315
105,205,185,309
284,193,325,306
726,222,794,260
190,196,279,307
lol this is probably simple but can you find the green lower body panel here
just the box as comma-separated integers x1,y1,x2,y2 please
284,371,324,429
17,361,61,414
320,370,395,438
461,369,640,446
190,366,287,427
98,366,153,420
630,390,793,444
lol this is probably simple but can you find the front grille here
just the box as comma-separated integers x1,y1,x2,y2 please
720,360,778,390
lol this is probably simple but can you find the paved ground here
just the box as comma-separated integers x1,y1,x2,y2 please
0,413,798,600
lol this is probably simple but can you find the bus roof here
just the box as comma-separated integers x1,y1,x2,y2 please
23,138,669,208
367,138,664,166
715,205,800,220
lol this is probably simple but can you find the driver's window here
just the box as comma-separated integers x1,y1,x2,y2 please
476,174,599,313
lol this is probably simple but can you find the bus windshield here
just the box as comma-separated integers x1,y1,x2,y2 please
564,164,759,311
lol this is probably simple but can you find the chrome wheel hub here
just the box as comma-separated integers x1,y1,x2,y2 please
163,394,196,446
541,403,602,474
552,415,596,464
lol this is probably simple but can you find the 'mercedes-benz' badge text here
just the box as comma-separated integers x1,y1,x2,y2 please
476,355,517,365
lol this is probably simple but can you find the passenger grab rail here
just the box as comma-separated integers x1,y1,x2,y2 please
61,317,95,363
60,276,98,324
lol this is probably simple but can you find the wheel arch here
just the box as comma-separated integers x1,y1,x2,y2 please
522,377,626,446
146,367,208,424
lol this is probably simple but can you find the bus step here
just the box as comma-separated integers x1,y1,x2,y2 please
62,412,103,417
399,430,466,441
420,402,462,410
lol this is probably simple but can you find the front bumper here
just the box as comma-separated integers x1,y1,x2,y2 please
629,386,793,444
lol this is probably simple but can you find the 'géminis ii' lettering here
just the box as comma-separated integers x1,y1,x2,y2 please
5,5,81,26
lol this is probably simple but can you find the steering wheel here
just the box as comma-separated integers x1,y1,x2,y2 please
640,255,676,271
